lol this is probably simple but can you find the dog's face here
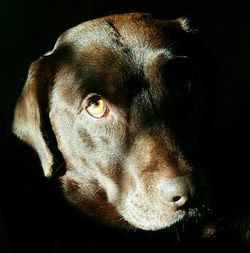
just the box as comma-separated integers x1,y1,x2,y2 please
13,13,210,231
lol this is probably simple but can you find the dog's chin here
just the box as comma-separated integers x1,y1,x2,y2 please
127,212,185,231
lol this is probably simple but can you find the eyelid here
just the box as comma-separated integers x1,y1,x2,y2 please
86,94,102,107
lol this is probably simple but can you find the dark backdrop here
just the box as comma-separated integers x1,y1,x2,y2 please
0,1,250,252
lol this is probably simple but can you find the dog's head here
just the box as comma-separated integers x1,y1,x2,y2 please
13,13,211,231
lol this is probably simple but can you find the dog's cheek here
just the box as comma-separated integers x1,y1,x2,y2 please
61,171,124,225
49,108,84,169
49,106,100,171
50,101,126,196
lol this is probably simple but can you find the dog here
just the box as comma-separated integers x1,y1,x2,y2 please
13,12,210,232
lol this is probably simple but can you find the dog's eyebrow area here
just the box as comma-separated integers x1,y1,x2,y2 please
49,16,192,117
52,42,173,109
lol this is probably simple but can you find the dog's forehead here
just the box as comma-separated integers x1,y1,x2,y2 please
50,13,191,109
53,13,189,55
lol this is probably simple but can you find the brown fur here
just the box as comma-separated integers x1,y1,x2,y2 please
13,13,209,231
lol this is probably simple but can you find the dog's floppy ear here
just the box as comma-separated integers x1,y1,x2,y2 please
13,58,54,177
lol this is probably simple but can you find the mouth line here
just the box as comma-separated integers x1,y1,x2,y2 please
117,200,209,231
119,205,185,231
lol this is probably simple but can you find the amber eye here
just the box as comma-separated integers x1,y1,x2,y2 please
86,95,107,118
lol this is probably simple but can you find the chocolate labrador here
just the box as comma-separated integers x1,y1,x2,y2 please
13,13,210,231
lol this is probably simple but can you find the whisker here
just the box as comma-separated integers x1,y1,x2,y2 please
49,162,66,179
89,187,102,199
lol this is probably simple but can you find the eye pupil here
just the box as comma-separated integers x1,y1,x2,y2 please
89,95,101,106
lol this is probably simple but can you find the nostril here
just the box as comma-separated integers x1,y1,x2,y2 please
172,196,182,202
171,195,188,207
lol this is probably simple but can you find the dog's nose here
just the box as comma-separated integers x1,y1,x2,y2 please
157,175,195,208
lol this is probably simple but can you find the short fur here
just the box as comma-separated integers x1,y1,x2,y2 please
13,13,210,231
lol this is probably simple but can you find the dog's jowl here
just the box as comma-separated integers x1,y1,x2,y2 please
13,13,210,231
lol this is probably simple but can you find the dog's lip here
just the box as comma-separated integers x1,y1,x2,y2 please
119,206,186,231
116,196,188,231
115,190,207,231
123,205,206,231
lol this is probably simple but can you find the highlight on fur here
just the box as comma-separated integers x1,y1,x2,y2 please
14,14,249,247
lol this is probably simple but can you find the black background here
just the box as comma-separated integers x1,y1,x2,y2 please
0,1,250,252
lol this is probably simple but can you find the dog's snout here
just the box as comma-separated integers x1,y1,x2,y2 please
157,175,195,208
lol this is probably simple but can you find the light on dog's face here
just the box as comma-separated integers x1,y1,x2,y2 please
86,94,109,118
12,12,209,231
